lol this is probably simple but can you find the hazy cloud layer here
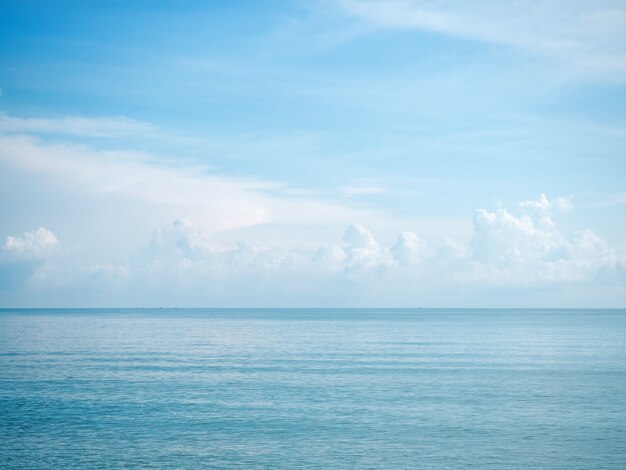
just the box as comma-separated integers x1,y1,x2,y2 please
2,195,623,306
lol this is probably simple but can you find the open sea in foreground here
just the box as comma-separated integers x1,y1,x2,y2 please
1,308,625,469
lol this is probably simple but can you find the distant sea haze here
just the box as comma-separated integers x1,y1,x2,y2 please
1,309,625,469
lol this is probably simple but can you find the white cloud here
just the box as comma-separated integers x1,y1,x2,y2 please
147,218,214,262
129,196,620,292
519,193,572,213
4,195,623,289
343,223,380,252
341,186,387,196
2,227,59,259
81,263,130,285
341,223,390,272
515,194,572,229
0,227,60,290
314,243,347,272
0,114,154,138
471,207,558,265
2,193,624,306
336,0,626,80
0,115,623,306
0,134,275,235
463,195,624,285
0,133,379,237
391,231,427,266
435,237,470,263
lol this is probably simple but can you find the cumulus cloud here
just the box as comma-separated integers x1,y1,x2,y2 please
131,218,308,287
342,224,389,273
1,195,624,305
123,197,623,289
135,196,623,292
391,231,427,266
343,223,380,252
2,227,59,259
0,227,60,289
435,237,470,263
464,195,623,285
314,243,347,272
512,194,572,231
519,193,572,213
147,218,214,262
471,207,558,264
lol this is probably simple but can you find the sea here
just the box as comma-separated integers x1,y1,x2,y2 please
1,308,625,469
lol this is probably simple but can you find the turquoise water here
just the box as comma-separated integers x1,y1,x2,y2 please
1,309,625,469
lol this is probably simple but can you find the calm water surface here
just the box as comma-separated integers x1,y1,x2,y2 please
1,309,625,469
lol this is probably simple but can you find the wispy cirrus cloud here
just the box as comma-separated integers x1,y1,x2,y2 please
341,186,387,197
335,0,626,80
0,114,154,138
0,129,386,238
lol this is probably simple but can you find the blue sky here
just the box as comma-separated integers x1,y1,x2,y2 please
0,0,625,306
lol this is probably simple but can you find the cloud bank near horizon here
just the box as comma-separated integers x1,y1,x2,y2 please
2,194,624,307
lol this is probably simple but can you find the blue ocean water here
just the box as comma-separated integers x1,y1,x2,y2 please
1,309,625,469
